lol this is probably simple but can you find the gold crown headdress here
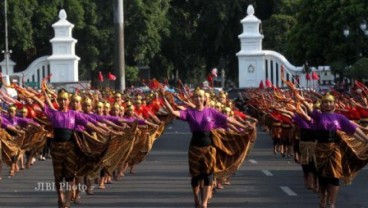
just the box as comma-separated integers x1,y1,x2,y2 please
321,92,334,102
97,102,104,108
112,102,120,109
115,93,122,98
313,100,321,108
223,107,231,113
104,102,111,108
71,94,82,102
57,89,69,99
194,88,205,96
127,105,134,111
20,107,28,113
83,97,92,105
8,105,17,112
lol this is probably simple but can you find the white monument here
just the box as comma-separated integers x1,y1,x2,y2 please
236,5,264,88
47,9,80,82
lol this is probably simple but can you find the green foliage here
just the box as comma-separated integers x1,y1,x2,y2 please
125,0,171,65
263,14,296,52
350,57,368,80
125,65,139,81
2,0,368,89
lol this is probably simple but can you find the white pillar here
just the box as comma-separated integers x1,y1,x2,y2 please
236,5,265,88
47,10,80,83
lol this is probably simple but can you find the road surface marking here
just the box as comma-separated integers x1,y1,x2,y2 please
262,170,273,176
249,159,258,164
280,186,297,196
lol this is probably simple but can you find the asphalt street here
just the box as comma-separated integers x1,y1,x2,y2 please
0,120,368,207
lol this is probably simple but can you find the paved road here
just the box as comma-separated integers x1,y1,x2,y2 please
1,120,368,207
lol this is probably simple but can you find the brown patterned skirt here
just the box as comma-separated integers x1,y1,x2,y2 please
299,141,316,165
50,140,78,182
188,145,216,177
187,128,256,179
0,129,21,166
212,128,255,178
315,130,368,185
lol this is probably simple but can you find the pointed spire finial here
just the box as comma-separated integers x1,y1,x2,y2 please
247,5,255,16
59,9,67,20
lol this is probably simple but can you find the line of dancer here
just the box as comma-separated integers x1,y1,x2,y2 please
0,79,257,208
242,80,368,208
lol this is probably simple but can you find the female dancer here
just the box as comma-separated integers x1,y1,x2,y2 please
31,89,108,208
162,88,248,208
1,105,40,175
301,93,368,208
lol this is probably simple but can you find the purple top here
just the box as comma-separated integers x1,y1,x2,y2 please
1,115,37,128
179,107,227,132
310,109,357,135
43,105,89,130
102,115,122,125
75,113,100,132
122,116,146,125
292,114,315,130
0,117,11,128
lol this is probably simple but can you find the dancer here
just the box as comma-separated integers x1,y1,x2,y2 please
31,88,108,208
301,93,368,208
162,88,247,208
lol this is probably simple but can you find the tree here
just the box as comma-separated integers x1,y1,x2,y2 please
262,14,296,52
286,0,368,67
350,57,368,81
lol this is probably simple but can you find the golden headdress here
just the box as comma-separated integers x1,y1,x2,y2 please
104,101,111,108
57,89,69,99
112,102,120,109
210,100,215,107
194,88,205,96
82,97,92,105
127,105,134,111
115,93,122,98
8,105,17,112
97,102,104,108
218,91,226,99
313,100,321,108
71,94,82,102
321,92,334,102
223,107,231,113
20,107,28,113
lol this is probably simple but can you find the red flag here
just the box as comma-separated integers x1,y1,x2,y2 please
148,79,162,90
265,80,273,88
311,71,319,80
207,74,214,87
98,71,104,82
259,80,264,89
305,72,311,81
108,72,116,81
